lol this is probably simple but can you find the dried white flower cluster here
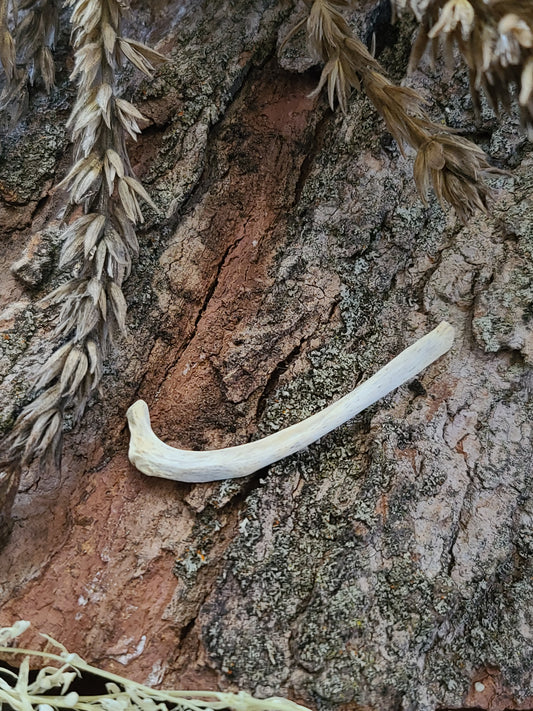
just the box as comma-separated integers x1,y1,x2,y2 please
0,622,312,711
3,0,163,467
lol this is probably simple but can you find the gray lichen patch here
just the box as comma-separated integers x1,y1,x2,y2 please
471,178,533,364
0,303,38,433
0,303,37,378
0,121,67,206
202,355,533,709
10,225,63,289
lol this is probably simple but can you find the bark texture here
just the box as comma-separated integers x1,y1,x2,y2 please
1,2,533,711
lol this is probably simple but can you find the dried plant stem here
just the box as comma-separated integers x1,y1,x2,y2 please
305,0,494,220
0,622,312,711
0,0,15,82
5,0,163,467
402,0,533,137
0,0,59,120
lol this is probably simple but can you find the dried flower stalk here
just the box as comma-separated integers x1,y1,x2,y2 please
0,0,59,121
0,0,16,82
303,0,494,220
0,621,313,711
5,0,164,468
402,0,533,137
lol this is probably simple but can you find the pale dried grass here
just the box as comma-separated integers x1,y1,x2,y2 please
303,0,496,220
404,0,533,137
4,0,163,468
0,622,311,711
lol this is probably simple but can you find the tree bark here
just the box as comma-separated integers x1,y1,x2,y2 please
1,1,532,710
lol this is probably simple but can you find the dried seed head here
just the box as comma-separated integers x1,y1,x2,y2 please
404,0,533,132
0,28,15,80
414,134,493,220
301,0,497,220
428,0,475,41
0,0,59,121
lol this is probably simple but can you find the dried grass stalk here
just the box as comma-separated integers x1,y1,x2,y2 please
4,0,164,468
400,0,533,137
304,0,494,220
0,0,59,122
0,621,313,711
0,0,16,82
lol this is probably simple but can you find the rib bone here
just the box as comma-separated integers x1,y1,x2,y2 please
127,321,455,483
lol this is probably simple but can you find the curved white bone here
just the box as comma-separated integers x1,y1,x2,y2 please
127,321,454,483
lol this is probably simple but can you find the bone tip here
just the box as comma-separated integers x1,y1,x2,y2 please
126,400,154,474
126,399,151,431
